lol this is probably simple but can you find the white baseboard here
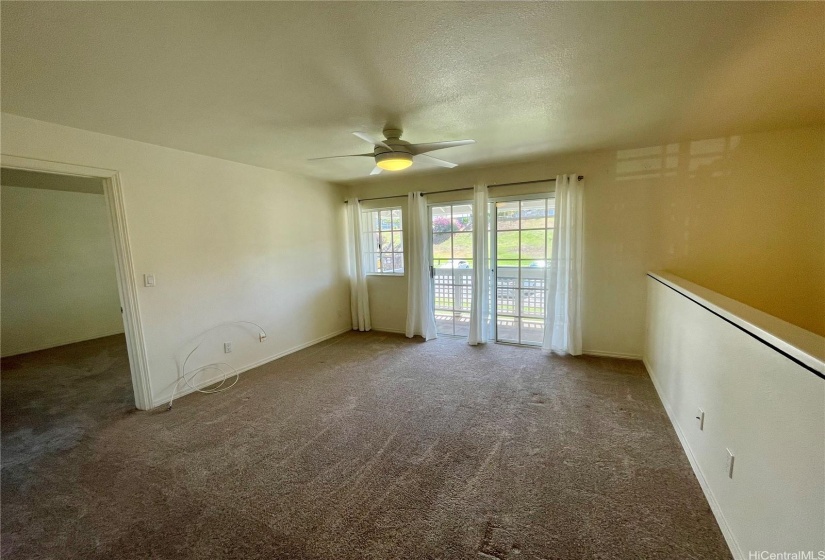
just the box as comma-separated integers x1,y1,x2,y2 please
1,329,126,358
643,357,743,560
370,327,406,335
583,349,642,360
153,326,351,409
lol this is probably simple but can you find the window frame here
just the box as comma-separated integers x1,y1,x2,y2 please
489,193,555,346
361,206,405,276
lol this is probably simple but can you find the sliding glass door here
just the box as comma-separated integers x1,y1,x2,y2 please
430,203,473,337
493,197,554,345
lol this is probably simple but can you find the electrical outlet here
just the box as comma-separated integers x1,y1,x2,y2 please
726,449,735,479
224,341,232,353
696,408,705,431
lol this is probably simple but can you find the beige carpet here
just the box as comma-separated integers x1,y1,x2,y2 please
1,331,732,559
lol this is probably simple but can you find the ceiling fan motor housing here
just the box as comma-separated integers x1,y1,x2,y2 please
375,150,413,167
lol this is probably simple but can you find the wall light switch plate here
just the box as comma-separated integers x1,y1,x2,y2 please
224,341,232,354
697,408,705,431
144,274,156,287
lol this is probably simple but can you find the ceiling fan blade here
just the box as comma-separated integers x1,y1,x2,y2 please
414,154,458,168
307,153,373,161
409,139,476,155
370,166,383,175
353,131,391,151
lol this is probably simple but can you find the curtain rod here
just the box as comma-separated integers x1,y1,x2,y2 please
345,175,584,203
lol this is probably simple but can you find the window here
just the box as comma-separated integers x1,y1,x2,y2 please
362,207,404,274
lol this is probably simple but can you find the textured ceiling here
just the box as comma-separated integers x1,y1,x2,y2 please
2,2,823,184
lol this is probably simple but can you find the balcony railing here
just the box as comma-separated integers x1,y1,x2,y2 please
433,266,546,317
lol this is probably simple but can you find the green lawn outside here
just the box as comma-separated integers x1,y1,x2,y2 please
433,227,553,267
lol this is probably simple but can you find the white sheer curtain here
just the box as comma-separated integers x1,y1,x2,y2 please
405,192,438,340
346,198,371,331
542,174,583,355
468,183,491,345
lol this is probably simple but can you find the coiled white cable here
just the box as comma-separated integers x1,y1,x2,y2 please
167,321,267,410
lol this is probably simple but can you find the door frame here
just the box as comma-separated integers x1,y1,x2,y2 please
489,192,555,346
427,199,473,338
1,154,153,410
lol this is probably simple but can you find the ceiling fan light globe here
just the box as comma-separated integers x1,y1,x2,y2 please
375,152,413,171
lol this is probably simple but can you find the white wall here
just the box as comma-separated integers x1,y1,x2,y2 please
1,113,351,407
346,125,825,356
1,185,124,356
644,273,824,559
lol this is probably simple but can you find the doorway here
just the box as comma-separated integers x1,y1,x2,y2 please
430,203,474,337
492,196,554,346
0,157,150,409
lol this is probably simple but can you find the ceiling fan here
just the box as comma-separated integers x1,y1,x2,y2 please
309,128,475,175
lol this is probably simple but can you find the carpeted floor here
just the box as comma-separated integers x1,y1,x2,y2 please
1,331,732,559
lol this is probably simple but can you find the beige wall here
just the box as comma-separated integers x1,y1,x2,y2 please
1,185,124,356
346,125,825,356
1,113,351,407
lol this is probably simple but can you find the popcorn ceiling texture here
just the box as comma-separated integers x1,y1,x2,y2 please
2,2,821,182
1,332,731,559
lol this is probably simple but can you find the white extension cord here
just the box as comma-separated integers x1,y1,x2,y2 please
167,321,267,410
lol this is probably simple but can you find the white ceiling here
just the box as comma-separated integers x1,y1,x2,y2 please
2,2,822,184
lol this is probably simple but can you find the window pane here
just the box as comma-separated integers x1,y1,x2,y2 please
496,315,518,342
496,230,519,260
435,311,454,336
432,232,451,261
391,209,402,230
546,229,554,259
380,254,393,272
432,206,451,233
393,253,404,273
495,261,518,288
380,210,392,231
455,312,471,337
521,263,544,286
520,276,545,318
453,204,473,232
452,232,472,259
453,258,472,297
521,319,544,345
434,272,452,309
380,232,392,252
496,201,519,231
393,232,403,251
546,199,555,231
497,288,518,316
453,283,471,312
521,199,546,230
520,229,545,260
